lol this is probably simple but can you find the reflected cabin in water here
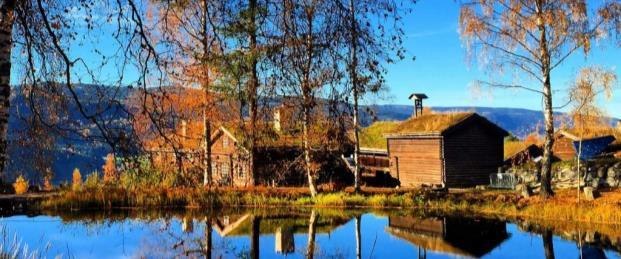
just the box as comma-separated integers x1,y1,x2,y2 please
386,215,510,257
211,210,351,255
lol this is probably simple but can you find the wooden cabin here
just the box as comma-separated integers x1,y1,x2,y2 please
384,113,508,188
504,144,543,166
209,125,311,187
553,130,617,161
208,101,352,187
146,98,352,187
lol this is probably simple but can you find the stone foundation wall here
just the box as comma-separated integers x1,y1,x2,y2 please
507,161,621,189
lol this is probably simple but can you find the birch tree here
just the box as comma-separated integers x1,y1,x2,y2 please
149,0,225,186
335,0,410,191
459,0,621,198
2,0,136,180
568,66,618,201
0,0,14,178
273,0,341,197
217,0,274,186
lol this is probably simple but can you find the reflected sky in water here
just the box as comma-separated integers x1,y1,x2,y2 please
0,209,620,259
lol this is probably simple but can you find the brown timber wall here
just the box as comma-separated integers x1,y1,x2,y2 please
358,153,390,170
443,125,504,187
388,137,443,187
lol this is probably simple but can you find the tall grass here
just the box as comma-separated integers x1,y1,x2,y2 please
40,186,621,225
0,226,52,259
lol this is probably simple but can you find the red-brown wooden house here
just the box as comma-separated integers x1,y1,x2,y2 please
384,112,508,188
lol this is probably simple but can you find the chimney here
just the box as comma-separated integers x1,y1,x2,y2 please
273,108,281,132
409,93,428,118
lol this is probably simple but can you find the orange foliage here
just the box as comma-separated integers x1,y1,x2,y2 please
43,175,53,191
72,168,82,191
103,153,117,182
523,133,542,146
13,175,29,195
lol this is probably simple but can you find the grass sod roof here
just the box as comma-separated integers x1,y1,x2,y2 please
387,112,475,136
359,121,401,149
215,120,351,151
359,112,477,149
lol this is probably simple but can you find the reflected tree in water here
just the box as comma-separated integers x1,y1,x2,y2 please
543,229,555,259
251,216,260,259
306,210,319,259
204,217,212,259
355,215,361,259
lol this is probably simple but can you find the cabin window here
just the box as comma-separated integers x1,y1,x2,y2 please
221,163,229,178
211,162,217,176
237,165,245,178
223,137,229,148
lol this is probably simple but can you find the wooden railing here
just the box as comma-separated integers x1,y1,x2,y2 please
489,173,518,189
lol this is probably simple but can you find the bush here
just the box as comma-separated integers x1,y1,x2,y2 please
43,175,54,191
119,158,166,189
72,168,83,191
13,175,29,195
103,153,117,182
85,172,100,189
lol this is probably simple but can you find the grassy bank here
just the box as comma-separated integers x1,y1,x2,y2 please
39,186,621,225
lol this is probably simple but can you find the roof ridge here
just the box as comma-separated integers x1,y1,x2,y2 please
439,112,477,134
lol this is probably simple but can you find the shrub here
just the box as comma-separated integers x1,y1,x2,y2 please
43,175,54,191
13,175,29,195
85,172,100,189
119,158,167,189
72,168,83,191
103,153,117,182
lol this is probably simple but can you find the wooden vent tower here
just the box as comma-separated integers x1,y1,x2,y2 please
409,93,428,118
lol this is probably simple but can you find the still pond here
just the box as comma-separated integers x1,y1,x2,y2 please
0,208,620,258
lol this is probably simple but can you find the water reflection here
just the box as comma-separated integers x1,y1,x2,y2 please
0,209,620,258
385,215,510,258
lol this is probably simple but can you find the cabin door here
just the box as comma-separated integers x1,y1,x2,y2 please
392,156,400,186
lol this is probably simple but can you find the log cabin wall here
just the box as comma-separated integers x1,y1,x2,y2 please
358,154,390,169
387,137,444,187
443,124,504,187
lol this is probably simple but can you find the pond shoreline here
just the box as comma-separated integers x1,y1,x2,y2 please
3,186,613,226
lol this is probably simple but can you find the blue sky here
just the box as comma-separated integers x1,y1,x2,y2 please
382,0,621,118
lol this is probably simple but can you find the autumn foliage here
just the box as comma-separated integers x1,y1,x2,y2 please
13,175,29,195
43,175,53,191
72,168,83,191
103,154,117,182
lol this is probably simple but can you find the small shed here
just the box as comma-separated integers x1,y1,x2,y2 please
385,113,508,188
553,130,616,161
